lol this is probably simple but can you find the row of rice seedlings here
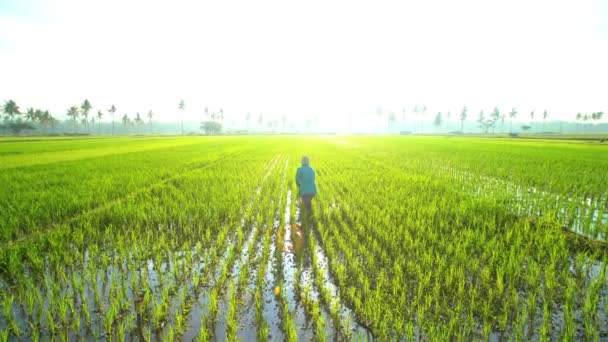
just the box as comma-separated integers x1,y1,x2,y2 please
145,154,275,341
229,157,285,340
200,155,284,340
253,215,274,340
248,157,292,340
311,148,608,339
1,148,270,285
275,279,297,342
271,180,299,341
301,229,333,342
1,150,278,340
432,163,607,239
339,138,608,240
307,223,356,340
0,139,244,246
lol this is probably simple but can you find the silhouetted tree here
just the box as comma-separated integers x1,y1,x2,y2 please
81,99,92,132
477,110,486,133
147,110,154,134
135,113,143,134
201,121,222,135
591,111,604,131
96,110,103,134
490,107,500,134
508,108,517,133
460,106,467,133
529,110,535,130
3,99,21,123
25,108,37,122
67,106,80,131
178,99,185,135
434,112,442,132
122,113,130,133
108,105,117,135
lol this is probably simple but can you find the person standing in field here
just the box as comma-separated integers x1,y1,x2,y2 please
296,156,317,210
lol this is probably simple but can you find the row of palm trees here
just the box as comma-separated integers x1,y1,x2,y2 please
385,106,604,134
385,106,550,134
1,98,225,135
1,99,157,135
3,98,606,135
64,100,156,134
1,99,60,134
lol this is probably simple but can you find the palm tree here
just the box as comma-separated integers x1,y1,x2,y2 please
591,111,604,132
258,113,264,131
122,114,130,133
246,112,251,132
178,99,185,135
445,110,451,132
3,99,21,121
39,110,52,134
34,109,43,123
433,112,442,132
529,110,534,128
108,105,117,135
542,110,548,130
147,110,154,134
508,108,517,133
421,105,427,133
477,110,485,133
96,110,103,134
460,106,467,133
135,113,143,134
45,113,58,134
25,108,37,122
218,108,225,129
80,99,92,133
582,114,590,134
67,106,80,131
490,107,500,134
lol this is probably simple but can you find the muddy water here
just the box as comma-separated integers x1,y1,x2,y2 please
261,219,285,341
281,189,315,340
258,159,292,341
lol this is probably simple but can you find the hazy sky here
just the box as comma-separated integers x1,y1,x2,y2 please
1,0,607,126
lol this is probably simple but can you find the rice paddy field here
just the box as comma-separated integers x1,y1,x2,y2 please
1,135,607,341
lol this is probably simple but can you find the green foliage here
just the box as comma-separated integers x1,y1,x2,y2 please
200,121,222,135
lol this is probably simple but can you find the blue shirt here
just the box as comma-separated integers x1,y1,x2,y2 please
295,165,317,196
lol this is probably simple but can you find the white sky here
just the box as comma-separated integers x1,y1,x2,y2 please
0,0,607,127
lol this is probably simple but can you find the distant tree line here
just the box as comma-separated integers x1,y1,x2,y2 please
1,98,606,136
